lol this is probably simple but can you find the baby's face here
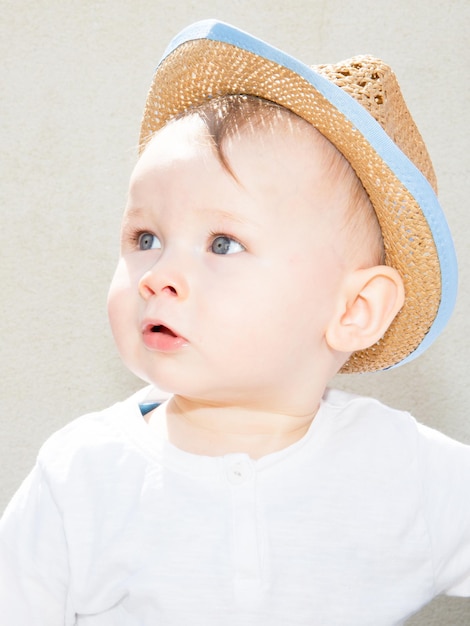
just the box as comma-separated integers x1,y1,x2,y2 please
108,114,352,406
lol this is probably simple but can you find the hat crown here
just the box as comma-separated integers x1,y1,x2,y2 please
314,55,437,192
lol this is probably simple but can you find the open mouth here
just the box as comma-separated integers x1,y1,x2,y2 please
150,325,177,337
142,321,187,351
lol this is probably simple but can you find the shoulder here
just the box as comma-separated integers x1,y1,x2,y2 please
320,387,420,451
323,387,469,454
323,387,413,421
36,386,160,485
318,388,470,490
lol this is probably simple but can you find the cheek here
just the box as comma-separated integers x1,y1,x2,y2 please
278,257,343,328
201,266,285,342
107,261,135,337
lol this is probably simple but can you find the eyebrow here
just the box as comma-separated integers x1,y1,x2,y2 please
124,205,255,227
199,207,254,226
122,206,147,221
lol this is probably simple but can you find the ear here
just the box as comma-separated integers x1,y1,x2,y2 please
325,266,405,353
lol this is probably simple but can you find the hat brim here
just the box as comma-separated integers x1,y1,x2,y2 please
139,20,458,373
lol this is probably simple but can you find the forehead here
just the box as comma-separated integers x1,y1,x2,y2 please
128,110,349,234
139,109,338,183
136,115,212,171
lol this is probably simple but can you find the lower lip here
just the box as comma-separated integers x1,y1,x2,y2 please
142,329,188,352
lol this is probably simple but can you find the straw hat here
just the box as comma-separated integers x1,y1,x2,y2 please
139,20,457,373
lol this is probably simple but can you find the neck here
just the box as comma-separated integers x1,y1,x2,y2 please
163,395,320,459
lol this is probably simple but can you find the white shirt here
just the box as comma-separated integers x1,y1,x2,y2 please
1,387,470,625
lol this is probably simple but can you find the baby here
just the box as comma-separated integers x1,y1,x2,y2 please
0,19,467,626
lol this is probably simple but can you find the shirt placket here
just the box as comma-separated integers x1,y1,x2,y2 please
223,455,264,607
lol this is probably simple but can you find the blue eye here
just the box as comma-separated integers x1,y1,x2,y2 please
211,235,244,255
138,232,161,250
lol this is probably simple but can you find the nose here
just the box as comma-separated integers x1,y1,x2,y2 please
138,257,189,301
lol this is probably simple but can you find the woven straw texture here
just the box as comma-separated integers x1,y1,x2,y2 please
140,40,441,373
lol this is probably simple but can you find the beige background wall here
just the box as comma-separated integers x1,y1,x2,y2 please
1,0,469,623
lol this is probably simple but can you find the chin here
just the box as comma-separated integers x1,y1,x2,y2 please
132,368,194,397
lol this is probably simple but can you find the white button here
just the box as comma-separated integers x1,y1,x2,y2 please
227,460,252,485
